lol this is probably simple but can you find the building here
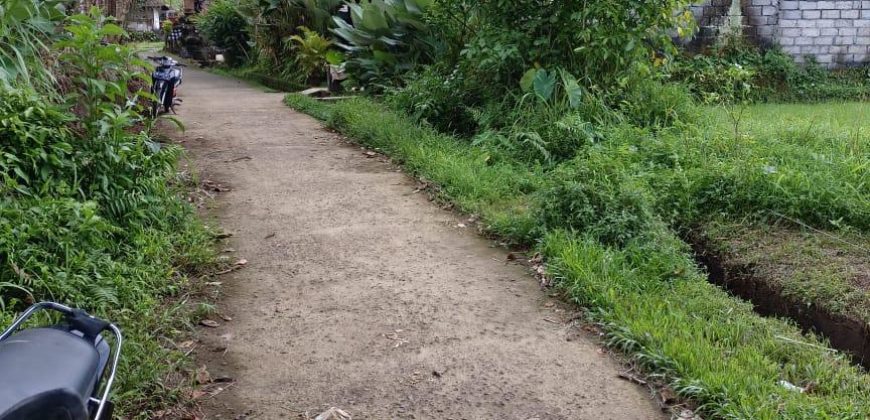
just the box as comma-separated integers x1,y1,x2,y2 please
689,0,870,67
125,0,168,32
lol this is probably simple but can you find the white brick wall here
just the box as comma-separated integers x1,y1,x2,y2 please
690,0,870,67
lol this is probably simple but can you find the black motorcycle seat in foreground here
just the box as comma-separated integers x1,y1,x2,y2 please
0,328,99,419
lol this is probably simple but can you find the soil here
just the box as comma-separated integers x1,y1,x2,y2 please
690,233,870,369
170,67,663,419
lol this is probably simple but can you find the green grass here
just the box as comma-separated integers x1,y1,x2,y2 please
694,102,870,334
702,221,870,324
721,101,870,135
285,93,870,419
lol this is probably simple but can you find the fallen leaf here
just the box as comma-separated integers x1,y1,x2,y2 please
220,314,233,322
235,259,248,266
314,407,351,420
200,320,220,328
658,387,677,404
617,371,647,386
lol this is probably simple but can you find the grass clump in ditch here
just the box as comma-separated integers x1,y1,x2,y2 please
701,221,870,326
285,93,870,419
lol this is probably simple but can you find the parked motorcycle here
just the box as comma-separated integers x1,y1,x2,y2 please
0,302,122,420
149,55,185,117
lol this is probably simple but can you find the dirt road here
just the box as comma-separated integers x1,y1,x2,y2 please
174,67,662,419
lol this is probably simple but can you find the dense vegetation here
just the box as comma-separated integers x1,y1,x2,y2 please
198,0,870,417
1,3,214,416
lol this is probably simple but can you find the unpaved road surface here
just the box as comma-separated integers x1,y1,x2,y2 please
174,67,662,419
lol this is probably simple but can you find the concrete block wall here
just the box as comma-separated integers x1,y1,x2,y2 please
777,1,870,66
689,0,735,45
689,0,870,67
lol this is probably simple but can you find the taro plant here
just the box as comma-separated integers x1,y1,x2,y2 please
519,67,583,109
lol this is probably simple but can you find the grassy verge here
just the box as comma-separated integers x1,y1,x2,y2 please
285,94,870,419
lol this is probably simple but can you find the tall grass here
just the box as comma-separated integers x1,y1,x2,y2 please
0,0,63,93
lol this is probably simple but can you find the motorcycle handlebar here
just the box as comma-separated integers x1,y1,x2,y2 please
147,56,185,66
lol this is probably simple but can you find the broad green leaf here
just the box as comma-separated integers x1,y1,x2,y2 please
520,68,537,92
560,70,583,108
325,50,344,65
533,69,556,101
360,6,388,31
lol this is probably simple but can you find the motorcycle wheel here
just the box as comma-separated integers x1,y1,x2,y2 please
162,82,174,112
151,80,165,118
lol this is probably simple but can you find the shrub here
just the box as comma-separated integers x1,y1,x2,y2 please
536,154,660,246
124,30,162,43
446,0,693,90
196,0,250,66
671,35,870,102
242,0,342,76
288,26,335,84
387,66,480,134
0,89,75,197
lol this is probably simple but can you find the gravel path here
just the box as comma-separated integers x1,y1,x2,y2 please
173,67,662,420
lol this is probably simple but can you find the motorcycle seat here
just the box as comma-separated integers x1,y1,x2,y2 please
0,328,99,420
